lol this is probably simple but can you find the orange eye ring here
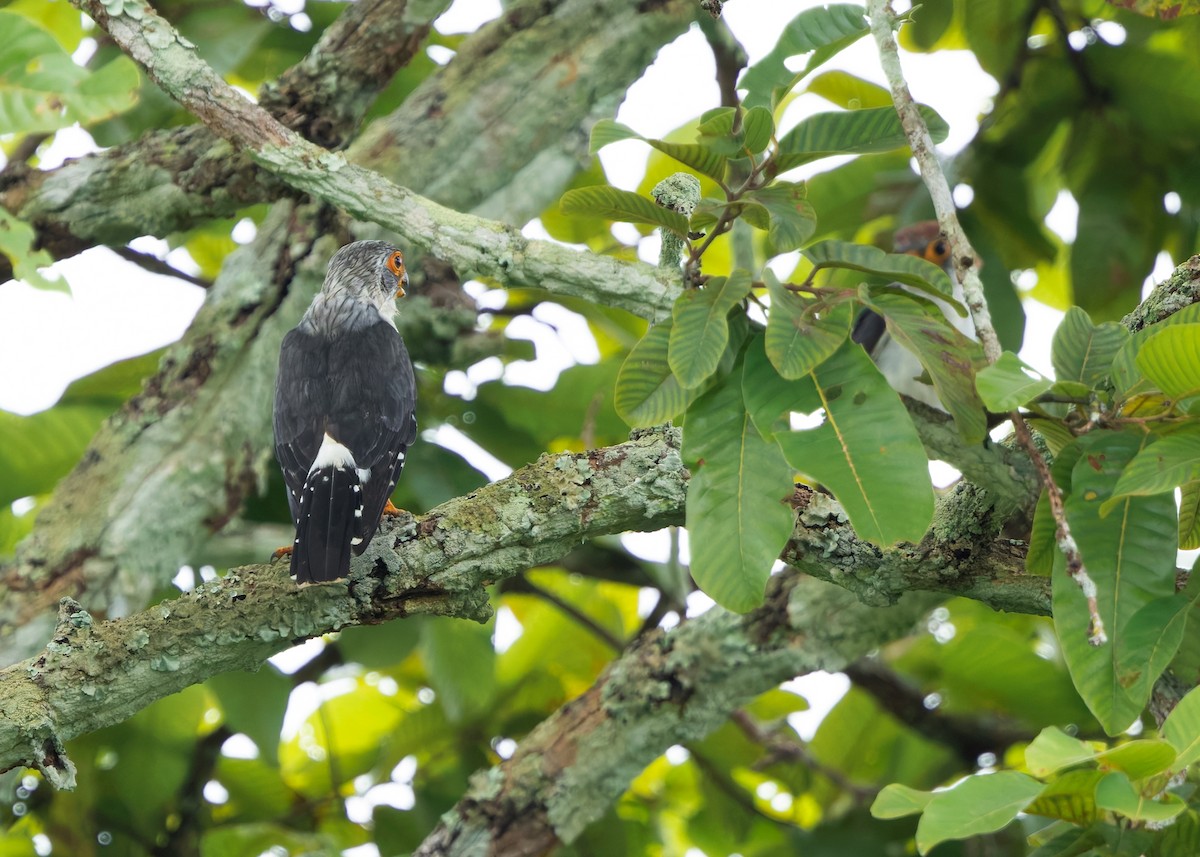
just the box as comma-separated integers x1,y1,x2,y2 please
386,251,405,276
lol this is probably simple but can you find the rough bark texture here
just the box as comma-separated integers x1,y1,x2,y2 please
0,0,692,661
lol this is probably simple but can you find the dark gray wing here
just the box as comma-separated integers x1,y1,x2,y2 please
851,308,887,356
323,321,417,553
274,327,328,524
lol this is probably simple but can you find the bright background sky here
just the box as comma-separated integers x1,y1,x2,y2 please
0,3,1178,838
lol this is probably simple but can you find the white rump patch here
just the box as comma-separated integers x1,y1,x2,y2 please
310,433,357,473
351,536,364,545
357,467,372,483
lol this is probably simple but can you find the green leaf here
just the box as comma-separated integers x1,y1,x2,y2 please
976,351,1052,411
806,70,892,109
743,182,817,252
1053,432,1179,735
1025,726,1097,777
669,273,752,389
1182,481,1200,550
560,186,690,237
419,619,496,724
1106,427,1200,510
741,106,775,155
1111,305,1200,396
915,772,1043,855
682,359,796,612
870,783,932,819
1094,771,1186,822
0,208,63,291
208,667,291,765
776,341,934,545
742,4,870,109
776,105,950,171
1163,684,1200,768
587,118,727,181
615,316,699,427
1051,307,1129,388
803,239,954,298
0,10,139,134
865,292,988,442
1137,323,1200,401
1026,491,1056,575
764,271,851,379
1024,770,1106,826
742,331,804,440
1094,739,1177,780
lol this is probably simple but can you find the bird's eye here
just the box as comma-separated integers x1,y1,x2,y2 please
929,239,950,263
386,251,405,276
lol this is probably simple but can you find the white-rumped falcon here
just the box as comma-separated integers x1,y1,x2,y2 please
273,240,417,583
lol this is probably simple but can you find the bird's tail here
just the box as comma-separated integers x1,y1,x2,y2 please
291,464,363,583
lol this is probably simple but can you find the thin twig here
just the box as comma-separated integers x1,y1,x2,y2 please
517,576,625,652
868,0,1105,644
112,246,213,289
730,710,878,803
1010,412,1106,644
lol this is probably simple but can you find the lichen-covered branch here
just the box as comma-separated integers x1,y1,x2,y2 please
1,422,1064,785
1,0,691,662
0,0,443,279
0,428,689,784
413,577,939,856
68,0,681,323
2,0,690,280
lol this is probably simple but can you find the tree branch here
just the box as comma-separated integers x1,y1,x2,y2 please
67,0,681,323
413,576,940,856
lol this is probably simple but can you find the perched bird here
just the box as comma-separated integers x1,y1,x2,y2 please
851,221,976,408
273,240,417,583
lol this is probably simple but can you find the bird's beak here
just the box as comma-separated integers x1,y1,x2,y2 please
396,272,408,299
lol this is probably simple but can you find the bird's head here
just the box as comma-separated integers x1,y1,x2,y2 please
324,240,409,313
893,221,950,269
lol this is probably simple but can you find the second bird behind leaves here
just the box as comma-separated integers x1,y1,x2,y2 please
852,221,977,409
273,240,418,584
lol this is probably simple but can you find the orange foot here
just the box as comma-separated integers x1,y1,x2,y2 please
271,545,293,562
382,500,407,518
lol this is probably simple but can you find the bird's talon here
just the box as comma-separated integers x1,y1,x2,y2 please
382,500,406,518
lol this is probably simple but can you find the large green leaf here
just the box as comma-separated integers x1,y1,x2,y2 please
1024,726,1097,777
1095,771,1187,822
1182,481,1200,550
1110,305,1200,396
864,291,988,441
0,349,162,507
805,70,892,110
764,271,851,379
1136,323,1200,401
775,342,933,545
682,359,796,612
1106,427,1200,509
560,186,690,237
1051,306,1129,389
741,4,870,109
614,317,698,427
0,10,139,134
588,118,728,182
742,183,817,252
419,618,496,724
742,331,804,440
976,351,1052,412
870,783,933,819
1163,684,1200,768
802,239,954,298
1053,431,1179,734
775,105,950,172
915,771,1044,855
668,272,751,389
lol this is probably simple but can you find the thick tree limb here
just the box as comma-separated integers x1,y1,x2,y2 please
1,0,691,279
0,0,444,278
413,577,940,856
68,0,680,322
0,0,691,660
0,424,1052,785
